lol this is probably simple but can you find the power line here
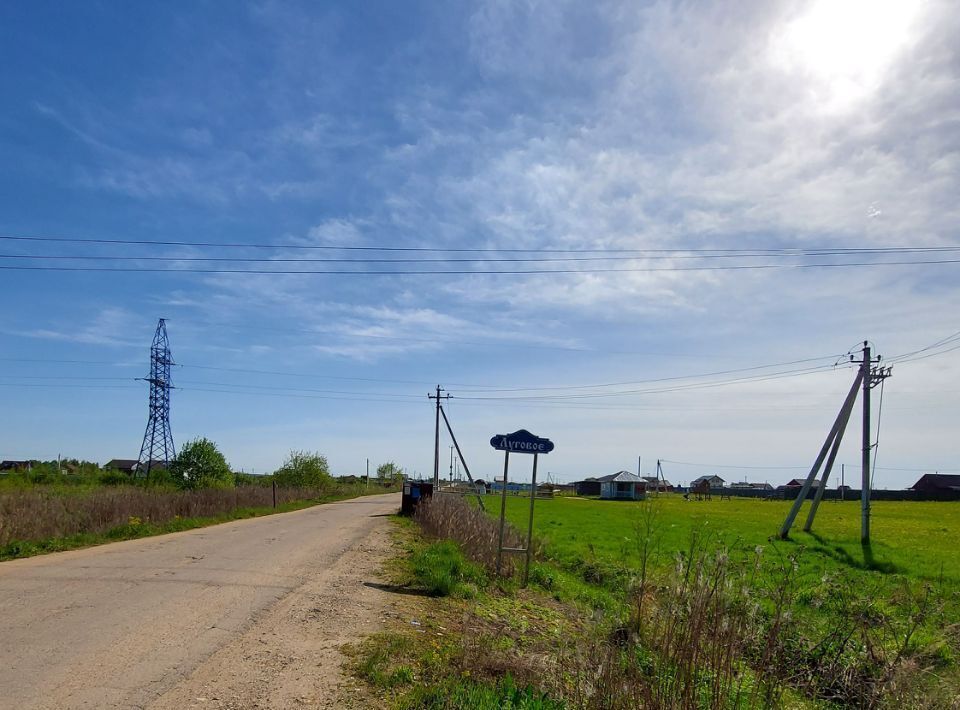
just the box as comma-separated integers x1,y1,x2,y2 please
453,362,843,401
3,258,960,275
6,249,960,264
451,354,845,392
5,233,960,254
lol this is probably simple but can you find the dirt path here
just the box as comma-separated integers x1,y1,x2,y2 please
148,521,403,709
0,493,403,709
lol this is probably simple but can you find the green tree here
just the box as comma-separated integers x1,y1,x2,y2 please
376,461,404,484
273,450,331,488
170,438,234,489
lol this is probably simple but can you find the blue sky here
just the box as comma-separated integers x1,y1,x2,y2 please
1,1,958,487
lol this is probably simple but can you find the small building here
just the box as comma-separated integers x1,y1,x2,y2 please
690,474,725,490
910,474,960,493
600,471,647,501
641,475,673,492
0,460,34,472
573,477,602,496
105,459,140,475
729,481,774,491
489,479,532,493
780,478,822,490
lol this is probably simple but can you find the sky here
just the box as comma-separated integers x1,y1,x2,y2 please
1,0,958,488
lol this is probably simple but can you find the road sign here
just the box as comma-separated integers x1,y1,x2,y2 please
490,428,553,587
489,429,555,454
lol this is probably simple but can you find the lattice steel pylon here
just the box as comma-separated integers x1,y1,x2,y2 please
137,318,176,476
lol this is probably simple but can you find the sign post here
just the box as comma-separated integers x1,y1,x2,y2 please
490,429,554,585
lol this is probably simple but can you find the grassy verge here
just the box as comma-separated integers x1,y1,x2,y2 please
351,496,960,708
348,516,583,709
0,488,392,562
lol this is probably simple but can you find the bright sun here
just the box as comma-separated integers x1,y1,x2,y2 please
770,0,924,112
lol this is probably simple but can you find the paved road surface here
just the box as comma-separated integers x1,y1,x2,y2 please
0,493,400,709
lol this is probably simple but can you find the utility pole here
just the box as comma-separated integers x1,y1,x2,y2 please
366,457,370,489
427,386,450,488
861,343,871,544
841,463,845,501
851,342,891,545
449,445,454,482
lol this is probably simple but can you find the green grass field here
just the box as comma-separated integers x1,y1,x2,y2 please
497,494,959,586
486,493,960,703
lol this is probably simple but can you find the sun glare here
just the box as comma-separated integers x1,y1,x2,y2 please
771,0,923,112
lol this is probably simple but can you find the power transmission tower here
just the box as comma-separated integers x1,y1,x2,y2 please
427,385,450,487
137,319,176,477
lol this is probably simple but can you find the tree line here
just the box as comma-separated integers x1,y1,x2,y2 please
1,438,406,491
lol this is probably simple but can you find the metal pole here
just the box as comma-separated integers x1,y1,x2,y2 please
433,385,441,488
861,343,871,545
524,453,538,587
366,458,369,489
779,369,863,539
841,464,845,501
272,478,277,508
496,450,510,576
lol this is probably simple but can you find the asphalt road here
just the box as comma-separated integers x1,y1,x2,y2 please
0,492,400,709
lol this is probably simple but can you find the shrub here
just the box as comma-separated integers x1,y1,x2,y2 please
170,438,234,489
273,450,331,488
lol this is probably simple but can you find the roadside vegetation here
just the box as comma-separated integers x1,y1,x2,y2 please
0,444,401,560
351,494,959,709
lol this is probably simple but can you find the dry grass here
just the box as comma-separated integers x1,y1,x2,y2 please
415,493,525,577
0,484,345,546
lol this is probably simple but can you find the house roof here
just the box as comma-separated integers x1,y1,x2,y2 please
106,459,139,469
911,473,960,490
784,478,821,487
691,474,725,484
642,475,672,487
604,470,644,483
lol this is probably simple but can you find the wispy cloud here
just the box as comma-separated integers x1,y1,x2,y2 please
11,307,146,348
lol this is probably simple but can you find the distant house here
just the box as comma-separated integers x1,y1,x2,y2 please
490,479,532,493
0,460,34,473
641,476,673,492
690,475,725,489
105,459,139,475
573,477,602,496
729,481,774,491
780,478,822,489
910,474,960,493
600,471,646,501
